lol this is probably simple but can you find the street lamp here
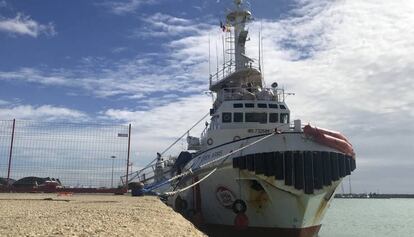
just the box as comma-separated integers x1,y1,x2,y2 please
110,155,116,188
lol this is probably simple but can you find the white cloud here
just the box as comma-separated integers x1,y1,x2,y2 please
253,0,414,132
0,13,56,37
111,47,127,53
107,0,414,192
248,0,414,193
0,43,210,107
103,94,211,164
102,0,159,15
0,104,88,121
135,13,211,38
0,99,9,105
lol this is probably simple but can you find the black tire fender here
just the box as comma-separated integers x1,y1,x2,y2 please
232,199,247,214
175,196,188,212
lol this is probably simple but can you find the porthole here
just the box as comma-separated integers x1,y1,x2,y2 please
222,113,232,123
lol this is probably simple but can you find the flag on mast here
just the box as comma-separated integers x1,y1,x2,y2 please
220,21,226,32
220,21,231,32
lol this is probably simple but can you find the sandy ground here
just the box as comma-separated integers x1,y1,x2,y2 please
0,193,206,237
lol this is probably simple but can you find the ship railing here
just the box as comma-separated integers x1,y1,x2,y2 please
214,87,286,105
124,158,174,185
209,59,260,87
128,162,157,184
200,125,208,140
210,60,235,86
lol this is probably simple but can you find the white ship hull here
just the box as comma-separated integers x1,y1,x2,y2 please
168,132,353,237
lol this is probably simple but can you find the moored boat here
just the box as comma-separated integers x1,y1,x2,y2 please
130,1,357,236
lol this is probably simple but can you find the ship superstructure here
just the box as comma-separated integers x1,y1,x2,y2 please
129,1,356,236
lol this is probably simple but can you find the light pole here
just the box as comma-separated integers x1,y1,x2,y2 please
129,162,133,174
110,155,116,188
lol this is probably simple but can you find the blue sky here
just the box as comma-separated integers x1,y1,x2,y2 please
0,0,413,193
0,0,298,115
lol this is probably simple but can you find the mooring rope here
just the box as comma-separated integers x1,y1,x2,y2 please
142,169,193,192
164,168,217,196
199,132,276,169
128,112,210,182
149,131,277,196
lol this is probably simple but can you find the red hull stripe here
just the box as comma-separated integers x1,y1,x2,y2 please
205,224,321,237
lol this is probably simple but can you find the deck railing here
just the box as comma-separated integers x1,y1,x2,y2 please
209,59,261,87
212,87,287,109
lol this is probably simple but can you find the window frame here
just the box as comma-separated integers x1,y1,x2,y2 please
269,113,279,123
233,103,243,108
233,112,244,123
245,103,255,108
222,112,232,123
269,104,278,109
280,113,290,124
245,112,268,124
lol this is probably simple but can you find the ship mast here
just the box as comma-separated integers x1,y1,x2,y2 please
226,0,253,71
209,0,261,92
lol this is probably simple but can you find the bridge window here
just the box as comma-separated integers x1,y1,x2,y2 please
280,104,287,110
245,113,267,124
234,113,243,122
269,113,279,123
222,113,232,123
269,104,278,109
233,103,243,108
258,103,267,108
245,103,255,108
280,113,290,124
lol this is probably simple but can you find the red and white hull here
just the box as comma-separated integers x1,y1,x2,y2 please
168,132,355,237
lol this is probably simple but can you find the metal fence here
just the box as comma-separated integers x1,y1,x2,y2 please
0,119,131,193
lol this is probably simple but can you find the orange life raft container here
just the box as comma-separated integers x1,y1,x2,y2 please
303,125,355,158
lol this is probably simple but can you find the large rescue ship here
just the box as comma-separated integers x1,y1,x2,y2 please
129,1,356,236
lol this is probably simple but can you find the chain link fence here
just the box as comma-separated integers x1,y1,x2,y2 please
0,119,131,193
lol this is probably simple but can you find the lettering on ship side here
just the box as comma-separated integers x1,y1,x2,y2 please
198,150,224,166
248,129,272,134
211,150,223,159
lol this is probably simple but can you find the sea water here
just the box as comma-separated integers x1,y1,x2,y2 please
319,199,414,237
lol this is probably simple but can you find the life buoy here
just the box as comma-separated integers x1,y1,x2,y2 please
232,199,247,214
